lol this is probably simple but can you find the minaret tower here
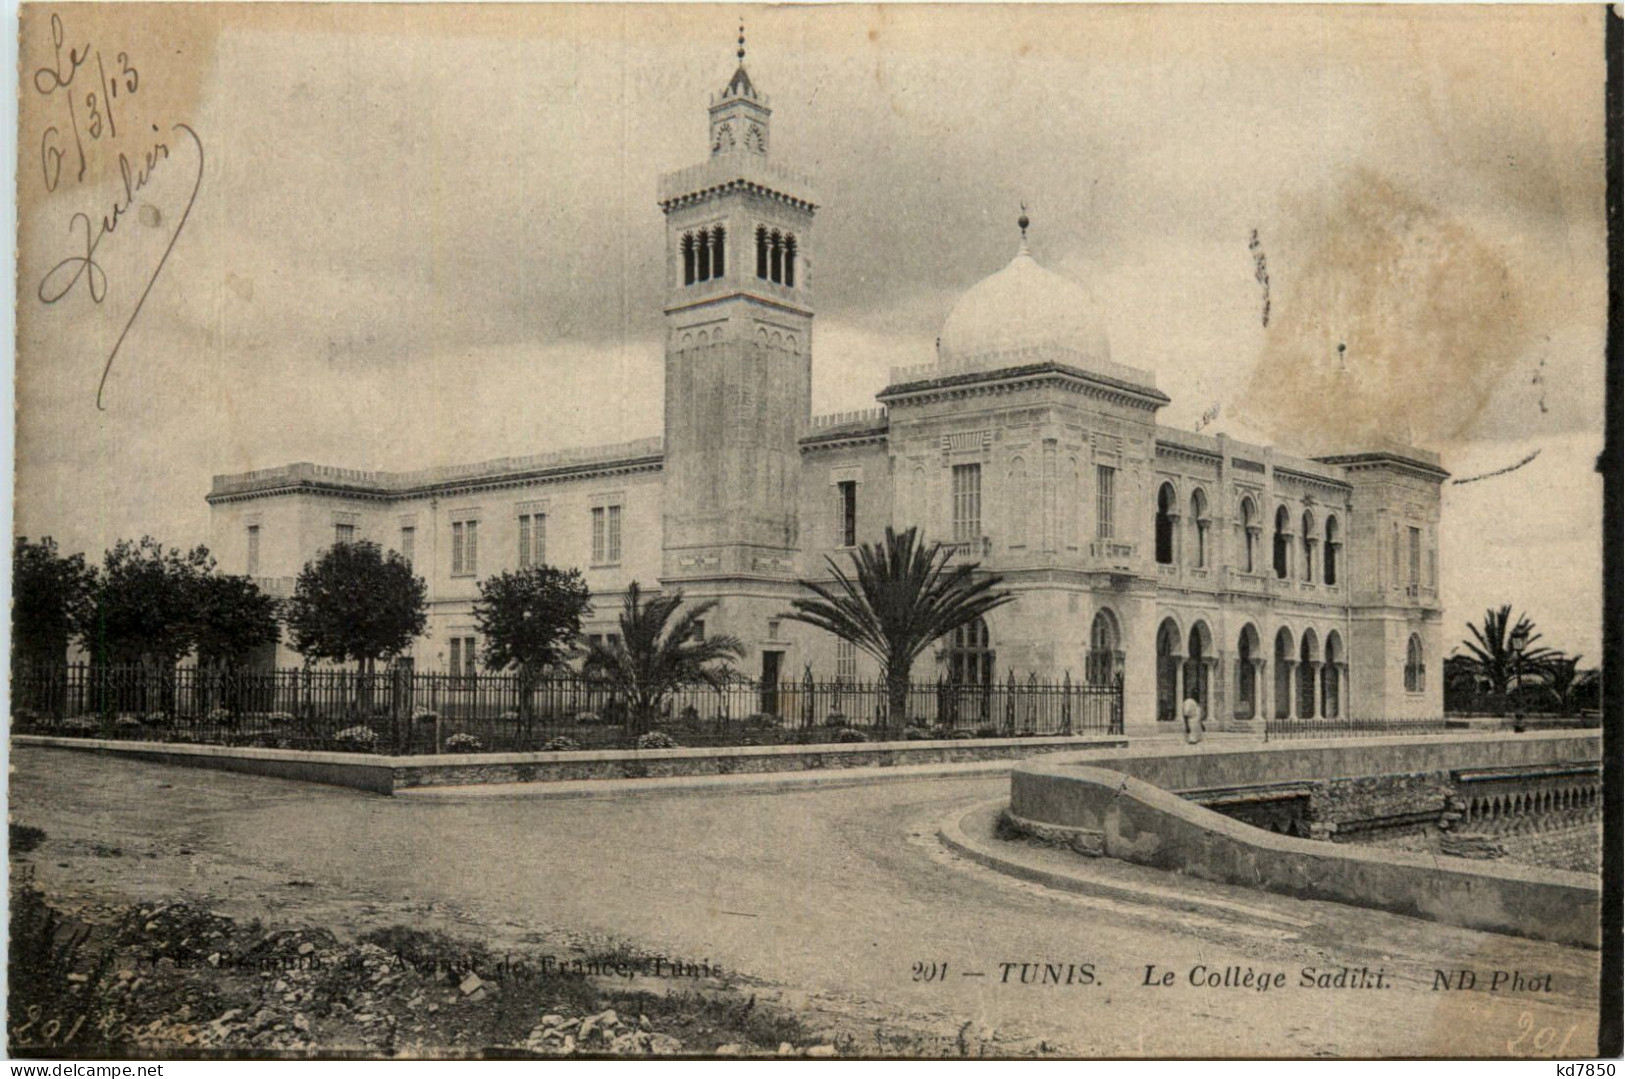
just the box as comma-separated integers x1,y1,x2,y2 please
657,30,817,647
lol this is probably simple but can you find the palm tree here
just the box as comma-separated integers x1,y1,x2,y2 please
1539,654,1585,715
782,526,1015,728
580,582,744,736
1461,605,1556,696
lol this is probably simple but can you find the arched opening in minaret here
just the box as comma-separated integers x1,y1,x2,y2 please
769,230,783,283
783,234,797,287
681,232,696,286
695,228,711,281
755,225,768,279
711,225,726,278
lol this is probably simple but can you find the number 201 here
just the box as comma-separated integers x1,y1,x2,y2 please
912,961,948,983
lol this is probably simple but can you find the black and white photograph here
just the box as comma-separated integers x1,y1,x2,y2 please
8,2,1618,1062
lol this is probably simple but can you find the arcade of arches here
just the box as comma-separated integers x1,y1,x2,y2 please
1156,617,1348,723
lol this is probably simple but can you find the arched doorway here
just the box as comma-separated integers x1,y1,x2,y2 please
1273,627,1295,719
1323,630,1344,718
1185,621,1214,715
1086,609,1122,686
1155,618,1182,722
1235,623,1262,720
1298,628,1321,719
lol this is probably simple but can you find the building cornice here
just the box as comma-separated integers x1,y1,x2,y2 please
207,453,665,506
1273,465,1354,495
1313,452,1451,482
877,361,1170,412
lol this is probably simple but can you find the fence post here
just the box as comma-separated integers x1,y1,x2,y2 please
1061,669,1072,735
1005,669,1017,734
802,666,815,730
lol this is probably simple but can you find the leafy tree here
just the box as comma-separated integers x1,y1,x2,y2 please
782,526,1015,727
193,573,281,671
77,537,215,668
580,582,744,736
1460,605,1557,696
473,565,592,723
285,540,427,677
12,536,94,669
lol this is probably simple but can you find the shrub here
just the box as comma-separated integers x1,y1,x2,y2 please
266,711,295,726
411,709,439,724
823,714,848,728
834,728,868,744
206,706,234,728
541,736,582,752
334,725,380,751
443,733,484,754
744,712,782,730
500,709,521,722
12,708,38,727
950,730,975,739
636,731,681,750
974,726,1000,739
143,711,169,727
902,725,935,741
62,715,100,734
114,714,143,731
574,711,601,725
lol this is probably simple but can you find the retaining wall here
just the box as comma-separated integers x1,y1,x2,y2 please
14,732,1126,794
1008,733,1602,948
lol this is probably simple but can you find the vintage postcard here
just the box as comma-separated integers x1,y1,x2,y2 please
9,2,1616,1063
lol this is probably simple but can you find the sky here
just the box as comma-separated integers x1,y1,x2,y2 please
14,4,1610,661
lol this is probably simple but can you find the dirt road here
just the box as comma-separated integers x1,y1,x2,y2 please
9,746,1602,1057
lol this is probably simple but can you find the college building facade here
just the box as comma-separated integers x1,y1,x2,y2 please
207,53,1448,733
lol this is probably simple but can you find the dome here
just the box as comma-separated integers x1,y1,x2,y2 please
937,241,1111,370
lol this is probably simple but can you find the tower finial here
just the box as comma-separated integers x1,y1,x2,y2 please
1017,203,1031,254
738,22,746,62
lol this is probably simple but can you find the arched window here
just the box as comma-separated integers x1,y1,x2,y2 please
1404,634,1425,692
681,233,696,286
1323,515,1340,586
1155,483,1177,565
755,226,769,279
769,230,784,284
1301,510,1316,582
1185,622,1212,712
948,618,994,686
1273,505,1291,579
783,234,797,287
711,225,726,278
1298,629,1320,719
1087,610,1121,685
695,228,711,281
1190,489,1209,568
1240,497,1257,574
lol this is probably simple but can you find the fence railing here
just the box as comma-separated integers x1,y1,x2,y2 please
9,663,1124,755
1262,715,1455,741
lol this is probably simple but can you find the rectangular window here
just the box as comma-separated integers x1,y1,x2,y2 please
592,505,623,564
246,525,260,575
1408,526,1421,586
1095,465,1116,539
400,526,415,566
952,464,982,543
334,523,356,546
517,513,547,569
836,481,858,547
1427,546,1437,589
836,638,857,682
691,620,706,642
450,637,477,675
451,520,479,576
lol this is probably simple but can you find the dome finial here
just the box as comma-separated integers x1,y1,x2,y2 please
1018,202,1031,254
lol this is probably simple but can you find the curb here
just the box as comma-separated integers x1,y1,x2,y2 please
936,798,1313,930
396,759,1021,801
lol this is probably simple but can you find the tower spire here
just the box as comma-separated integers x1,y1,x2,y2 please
1018,203,1031,255
738,21,746,62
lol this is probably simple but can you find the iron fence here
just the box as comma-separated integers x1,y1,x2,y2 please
1262,715,1456,741
10,663,1123,755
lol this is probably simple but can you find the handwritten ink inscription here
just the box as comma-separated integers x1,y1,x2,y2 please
29,12,204,410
